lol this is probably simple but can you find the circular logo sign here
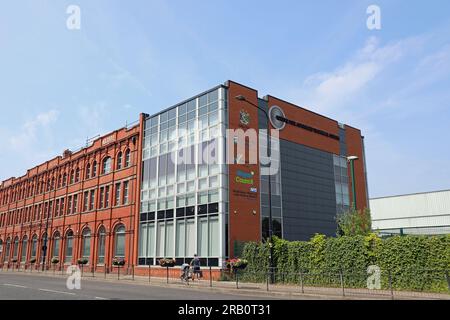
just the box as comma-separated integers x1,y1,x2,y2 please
269,105,286,130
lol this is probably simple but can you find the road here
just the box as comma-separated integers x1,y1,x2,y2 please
0,272,284,300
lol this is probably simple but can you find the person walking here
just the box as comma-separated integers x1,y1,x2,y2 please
190,254,202,280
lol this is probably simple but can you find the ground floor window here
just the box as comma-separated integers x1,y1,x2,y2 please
13,237,19,259
82,228,91,260
114,225,126,258
97,227,106,264
52,233,60,258
65,230,74,263
138,213,220,265
31,235,38,258
21,237,28,262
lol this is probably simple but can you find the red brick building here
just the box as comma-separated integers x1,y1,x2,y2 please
0,124,141,271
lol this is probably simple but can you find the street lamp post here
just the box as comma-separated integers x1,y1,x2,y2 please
347,156,359,211
41,208,51,271
235,95,274,283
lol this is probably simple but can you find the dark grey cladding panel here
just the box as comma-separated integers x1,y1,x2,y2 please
280,139,337,241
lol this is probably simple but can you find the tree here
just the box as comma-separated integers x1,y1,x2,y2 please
336,207,372,236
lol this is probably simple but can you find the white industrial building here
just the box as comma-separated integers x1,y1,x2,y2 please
370,190,450,235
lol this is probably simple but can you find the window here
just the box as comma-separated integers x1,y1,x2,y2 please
13,237,19,259
75,168,80,183
31,235,38,258
114,225,126,258
116,152,123,170
73,194,78,214
21,236,28,262
92,161,97,177
83,191,89,212
5,238,11,261
105,186,110,208
115,183,121,206
89,190,95,211
52,232,60,258
125,149,131,167
60,198,65,216
81,228,91,260
65,230,74,263
102,157,112,175
85,164,91,179
67,196,72,214
62,173,67,187
70,170,75,184
97,226,106,264
123,181,129,205
99,188,104,209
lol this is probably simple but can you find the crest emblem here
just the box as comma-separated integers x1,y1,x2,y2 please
239,109,250,126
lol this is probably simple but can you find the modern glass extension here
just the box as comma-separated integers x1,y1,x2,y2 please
138,86,228,267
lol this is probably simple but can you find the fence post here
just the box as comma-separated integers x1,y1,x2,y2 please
209,266,212,288
445,271,450,293
117,266,120,280
299,271,304,294
339,270,345,297
132,265,135,281
148,264,151,283
166,266,169,284
266,271,269,291
236,269,239,289
388,270,394,299
104,265,107,279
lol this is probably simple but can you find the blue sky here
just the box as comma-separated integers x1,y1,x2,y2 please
0,0,449,198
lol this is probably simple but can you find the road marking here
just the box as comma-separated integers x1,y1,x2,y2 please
95,296,108,300
3,283,28,289
38,288,76,296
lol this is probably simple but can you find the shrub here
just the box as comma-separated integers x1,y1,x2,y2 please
241,234,450,293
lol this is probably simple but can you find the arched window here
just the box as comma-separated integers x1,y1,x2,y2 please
62,173,67,187
21,236,28,262
114,225,126,258
70,170,75,184
75,168,80,183
52,232,60,258
85,163,91,180
65,230,74,263
57,174,62,188
102,157,112,175
97,226,106,265
116,152,123,170
13,236,19,259
31,235,38,259
5,238,11,261
125,149,131,167
81,228,91,260
92,161,97,178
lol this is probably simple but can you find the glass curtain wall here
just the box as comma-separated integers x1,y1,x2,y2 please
139,87,227,267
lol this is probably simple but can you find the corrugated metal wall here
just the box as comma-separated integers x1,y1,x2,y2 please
370,190,450,233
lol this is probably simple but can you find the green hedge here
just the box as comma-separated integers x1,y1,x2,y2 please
240,234,450,293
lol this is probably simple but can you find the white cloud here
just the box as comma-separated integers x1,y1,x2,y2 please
297,36,425,115
9,109,59,151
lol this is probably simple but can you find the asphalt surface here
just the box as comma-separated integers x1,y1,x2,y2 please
0,272,282,300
